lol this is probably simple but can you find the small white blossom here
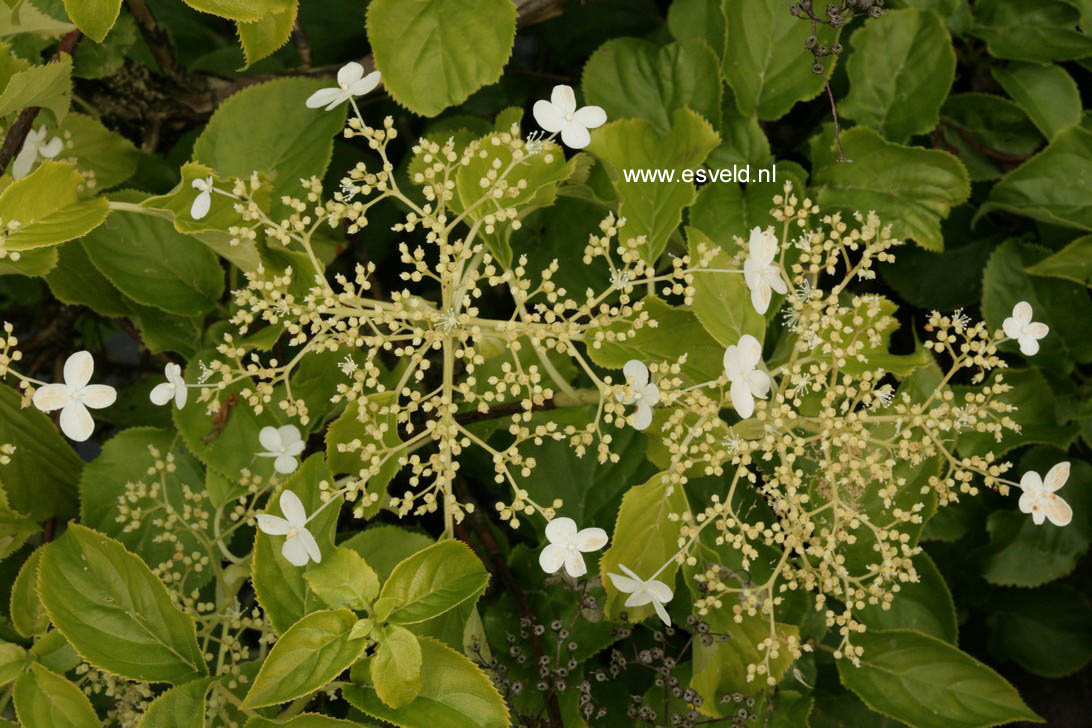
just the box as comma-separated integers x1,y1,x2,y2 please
32,351,116,442
338,355,358,377
191,176,213,220
723,335,770,420
606,564,673,625
258,424,306,475
149,363,187,409
618,360,659,430
1018,462,1072,527
538,517,608,578
743,226,787,315
532,84,606,150
305,62,381,110
12,126,63,179
1002,301,1048,356
256,490,322,566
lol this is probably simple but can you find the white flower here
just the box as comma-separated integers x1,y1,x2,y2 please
606,564,673,625
258,424,306,474
618,360,659,430
1002,301,1048,356
305,62,381,110
1018,462,1073,527
743,226,788,315
532,84,607,150
12,126,63,179
32,351,116,442
723,334,770,420
191,176,213,220
149,363,188,409
256,490,322,566
538,517,608,578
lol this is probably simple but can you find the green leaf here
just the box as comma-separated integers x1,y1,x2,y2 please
688,161,807,245
837,629,1041,728
1025,234,1092,287
62,0,120,42
841,9,956,142
339,525,434,583
245,715,362,728
582,38,721,132
856,552,957,643
370,624,423,708
181,0,287,22
0,641,27,687
10,548,48,637
192,78,347,203
58,112,141,190
366,0,515,117
0,161,109,251
0,383,81,520
987,126,1092,231
686,226,766,348
304,546,380,611
244,608,368,708
600,472,689,622
707,90,772,170
344,636,509,728
13,663,100,728
587,107,719,262
722,0,839,120
0,484,35,559
27,630,80,676
667,0,725,58
991,63,1081,140
811,126,970,251
37,523,207,683
987,584,1092,678
971,0,1092,62
938,93,1042,181
44,239,128,317
956,369,1079,458
324,394,402,520
378,540,489,625
138,677,215,728
0,54,70,122
237,0,296,68
587,295,725,384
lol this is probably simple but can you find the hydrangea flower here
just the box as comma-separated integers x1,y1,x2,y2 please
723,334,770,419
258,425,306,474
190,176,214,220
256,490,322,566
532,84,607,150
618,359,659,430
606,564,673,625
12,126,63,179
1002,301,1049,356
305,62,381,110
743,226,787,315
149,363,187,409
538,517,608,578
32,351,116,442
1018,462,1072,527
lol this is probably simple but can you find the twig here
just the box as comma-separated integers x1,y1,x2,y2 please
291,17,313,68
124,0,187,86
0,30,81,177
452,398,558,426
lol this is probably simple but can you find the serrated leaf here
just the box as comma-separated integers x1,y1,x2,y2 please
856,552,957,643
991,62,1081,140
138,677,215,728
58,112,141,190
181,0,286,22
13,663,100,728
378,540,489,625
667,0,725,58
1025,234,1092,287
0,484,35,559
686,226,766,348
324,392,401,520
971,0,1092,62
245,715,362,727
44,240,128,317
304,546,380,611
9,548,48,638
986,584,1092,678
366,0,515,117
0,54,70,122
38,523,207,683
0,641,27,688
237,0,297,69
0,161,108,251
370,624,422,708
62,0,120,42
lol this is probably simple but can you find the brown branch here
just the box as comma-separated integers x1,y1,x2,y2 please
291,17,313,68
452,398,558,426
938,118,1032,170
0,30,81,177
124,0,187,86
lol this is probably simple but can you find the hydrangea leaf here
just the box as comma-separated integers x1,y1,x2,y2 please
856,552,958,643
137,677,215,728
38,523,207,683
841,9,956,143
666,0,725,58
986,584,1092,678
58,112,141,190
62,0,120,43
244,715,361,727
339,525,434,583
303,546,380,611
1024,234,1092,287
10,548,49,638
686,226,766,348
44,240,129,317
937,93,1042,182
970,0,1092,62
13,663,99,728
0,54,70,122
377,540,489,625
836,629,1041,728
181,0,286,22
368,624,423,709
237,0,297,69
0,485,35,560
324,392,402,520
990,62,1081,140
0,162,109,252
366,0,515,117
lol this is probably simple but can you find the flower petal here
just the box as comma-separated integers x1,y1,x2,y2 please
737,335,762,369
747,370,771,399
623,359,650,388
564,551,588,578
539,543,567,574
1043,462,1070,492
274,454,299,475
623,589,653,607
297,527,322,564
532,99,565,133
59,402,95,442
642,383,660,407
64,351,95,389
651,598,671,626
560,123,591,150
731,377,755,419
256,514,291,535
1002,316,1021,341
630,402,653,430
1026,322,1049,340
278,424,303,447
572,105,607,129
281,535,311,567
349,70,381,96
11,142,36,180
551,84,577,116
305,87,345,110
149,382,174,406
278,489,307,526
190,190,211,220
723,345,741,379
646,579,673,603
174,385,188,409
1018,470,1043,493
164,363,183,384
575,527,608,552
259,426,283,453
1018,336,1040,357
750,276,771,314
1018,490,1037,515
32,383,70,412
607,572,638,593
1012,301,1033,325
338,61,364,86
545,516,578,544
80,384,116,409
1044,495,1073,527
39,137,63,159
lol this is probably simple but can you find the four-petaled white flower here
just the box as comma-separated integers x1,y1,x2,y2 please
13,126,63,179
618,360,659,430
1018,462,1073,527
539,517,608,578
743,226,788,315
191,176,214,220
32,351,116,442
723,334,770,420
149,362,188,409
1002,301,1049,356
258,424,306,475
606,564,674,626
305,62,381,111
532,84,607,150
256,490,322,566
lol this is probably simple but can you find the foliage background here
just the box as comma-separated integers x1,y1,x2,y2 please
0,0,1090,726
